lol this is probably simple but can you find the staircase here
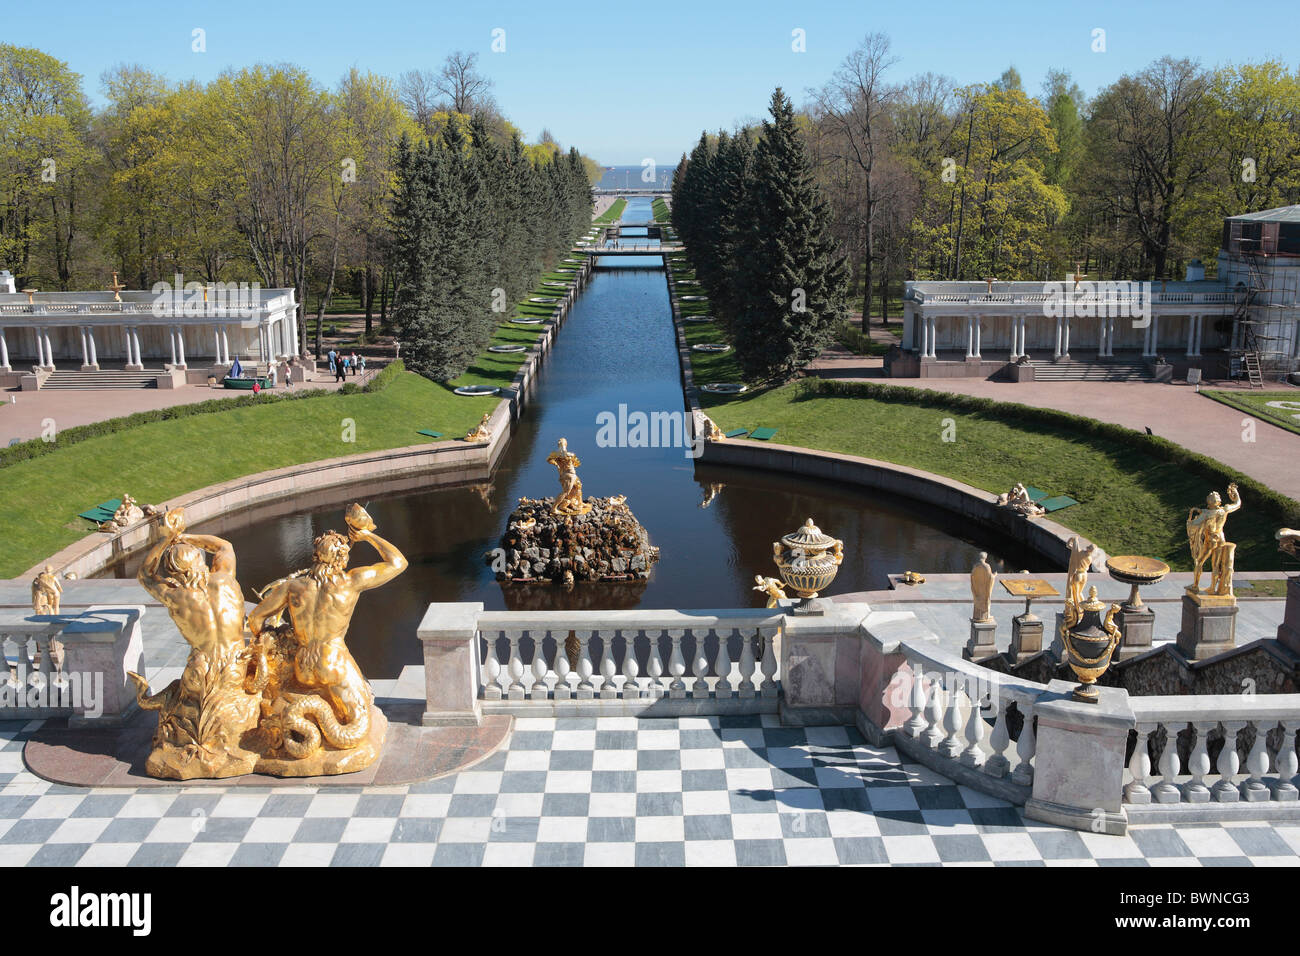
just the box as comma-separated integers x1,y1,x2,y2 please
1029,360,1153,382
41,369,159,389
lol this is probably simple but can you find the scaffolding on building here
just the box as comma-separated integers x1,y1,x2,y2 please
1229,235,1300,387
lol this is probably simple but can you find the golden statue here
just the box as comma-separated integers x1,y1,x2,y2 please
753,575,787,608
970,552,996,623
31,565,63,615
245,503,406,776
1064,536,1096,625
546,437,592,516
98,494,144,533
129,508,262,779
1187,483,1241,597
466,413,493,443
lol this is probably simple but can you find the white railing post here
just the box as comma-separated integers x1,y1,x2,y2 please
984,695,1011,777
939,679,964,759
621,632,641,699
598,631,618,699
1212,721,1244,802
1184,721,1213,803
1241,722,1270,802
759,627,779,698
903,663,928,739
691,629,710,696
667,629,687,698
1010,703,1036,787
1125,724,1154,804
505,631,526,701
529,632,550,700
554,632,572,700
923,676,945,750
575,630,595,699
482,633,502,700
1153,724,1183,803
1275,722,1299,801
960,687,987,768
737,631,757,698
714,630,733,698
645,629,665,698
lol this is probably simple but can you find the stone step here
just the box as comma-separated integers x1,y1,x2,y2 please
1029,361,1152,382
41,370,159,389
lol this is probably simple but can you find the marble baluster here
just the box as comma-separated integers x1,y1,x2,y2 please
1153,723,1183,803
713,630,733,698
575,630,595,699
481,633,503,700
667,629,687,698
1125,724,1154,804
1273,722,1299,801
1010,703,1036,787
1183,722,1212,803
759,628,779,697
621,632,640,700
737,631,757,697
644,629,665,698
505,631,526,701
1240,721,1271,802
553,632,572,700
960,688,987,768
691,630,710,696
983,695,1011,777
1212,721,1245,802
529,632,549,699
903,664,929,739
938,679,965,759
598,632,618,699
922,676,945,750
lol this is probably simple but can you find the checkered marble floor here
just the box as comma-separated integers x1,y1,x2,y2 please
2,715,1299,867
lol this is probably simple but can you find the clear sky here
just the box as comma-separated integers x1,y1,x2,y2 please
7,0,1296,164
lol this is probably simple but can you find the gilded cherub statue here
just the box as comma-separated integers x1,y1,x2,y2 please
245,503,407,776
1187,483,1241,596
129,508,262,779
546,437,592,516
31,565,62,615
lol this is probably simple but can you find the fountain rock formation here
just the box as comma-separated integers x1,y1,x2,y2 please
492,495,659,584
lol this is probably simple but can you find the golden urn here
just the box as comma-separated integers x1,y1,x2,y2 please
773,518,844,602
1063,586,1122,703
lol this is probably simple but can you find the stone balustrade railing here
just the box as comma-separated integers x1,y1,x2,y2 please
416,599,1300,833
1125,696,1300,818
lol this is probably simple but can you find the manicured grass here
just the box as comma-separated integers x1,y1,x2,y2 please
651,198,670,223
0,372,495,578
594,198,627,224
701,380,1298,571
1201,389,1300,436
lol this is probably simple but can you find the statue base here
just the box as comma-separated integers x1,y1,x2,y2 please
1114,604,1155,661
250,707,387,777
1176,589,1238,661
494,495,658,583
1009,613,1043,662
964,618,998,662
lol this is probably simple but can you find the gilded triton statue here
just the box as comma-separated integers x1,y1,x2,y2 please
546,437,592,516
466,413,493,443
246,503,406,776
1187,483,1241,597
129,508,262,779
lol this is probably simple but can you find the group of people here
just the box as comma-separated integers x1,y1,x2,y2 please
327,349,364,383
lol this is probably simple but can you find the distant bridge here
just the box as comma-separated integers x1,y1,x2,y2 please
572,243,685,257
593,188,671,196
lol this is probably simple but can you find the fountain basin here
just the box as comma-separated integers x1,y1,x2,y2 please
453,385,500,397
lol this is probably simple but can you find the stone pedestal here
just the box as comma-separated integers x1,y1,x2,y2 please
964,618,997,662
1277,577,1300,655
416,602,484,727
1025,680,1132,835
124,364,144,372
79,363,100,372
1114,604,1155,661
1176,590,1237,661
1009,613,1043,662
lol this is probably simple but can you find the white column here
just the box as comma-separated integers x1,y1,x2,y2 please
87,327,97,367
1099,317,1107,355
1150,314,1159,359
169,328,178,366
1054,318,1063,359
288,311,299,358
973,317,981,358
1061,318,1070,358
176,326,186,367
1193,315,1202,357
1186,315,1196,358
79,327,90,367
44,329,54,368
927,316,937,358
965,316,975,359
215,326,223,364
130,327,142,367
0,327,9,370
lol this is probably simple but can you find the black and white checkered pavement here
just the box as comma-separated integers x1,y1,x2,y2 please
2,715,1298,866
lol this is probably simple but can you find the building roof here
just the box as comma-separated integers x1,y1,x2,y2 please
1225,205,1300,224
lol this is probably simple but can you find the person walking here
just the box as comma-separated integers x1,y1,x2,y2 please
350,352,359,376
336,356,347,383
327,348,337,377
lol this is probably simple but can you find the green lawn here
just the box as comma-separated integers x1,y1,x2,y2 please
1201,389,1300,436
594,198,627,224
700,381,1298,571
651,198,670,223
0,372,495,578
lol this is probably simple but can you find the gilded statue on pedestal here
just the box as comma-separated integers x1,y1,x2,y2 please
1187,483,1241,597
245,503,407,776
466,413,493,443
547,437,592,516
129,509,262,779
128,503,406,780
31,565,62,615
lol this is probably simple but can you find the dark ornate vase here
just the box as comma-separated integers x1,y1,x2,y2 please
1063,587,1121,703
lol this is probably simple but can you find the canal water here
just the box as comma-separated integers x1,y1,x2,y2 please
105,197,1043,678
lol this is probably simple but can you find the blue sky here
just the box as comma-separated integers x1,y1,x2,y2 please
7,0,1296,163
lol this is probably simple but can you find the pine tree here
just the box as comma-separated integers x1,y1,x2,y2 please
733,89,849,383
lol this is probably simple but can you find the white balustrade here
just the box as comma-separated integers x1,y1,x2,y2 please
1126,697,1300,808
470,612,781,709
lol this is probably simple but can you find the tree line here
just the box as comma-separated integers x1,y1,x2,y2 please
672,89,849,384
683,34,1300,325
0,44,600,357
390,118,593,381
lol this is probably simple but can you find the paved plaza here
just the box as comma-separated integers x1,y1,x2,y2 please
3,714,1299,867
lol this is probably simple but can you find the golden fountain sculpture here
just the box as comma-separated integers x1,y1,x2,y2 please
31,565,63,615
1186,483,1241,601
129,503,406,779
465,413,493,443
546,437,592,516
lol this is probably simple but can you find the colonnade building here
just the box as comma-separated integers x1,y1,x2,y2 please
0,273,302,389
895,206,1300,384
